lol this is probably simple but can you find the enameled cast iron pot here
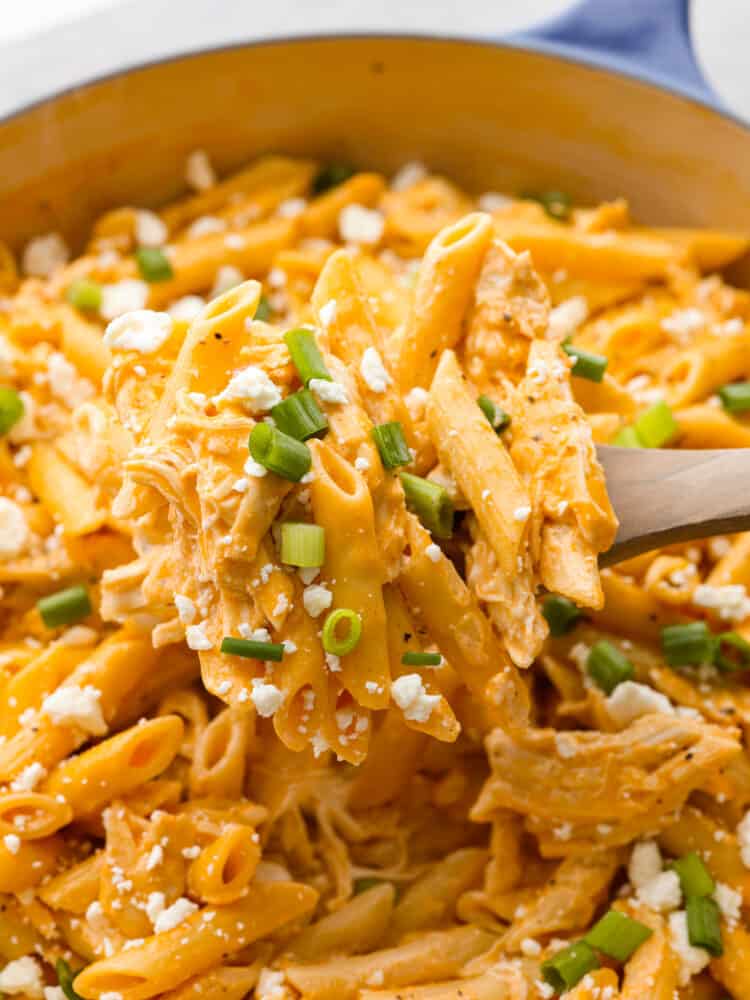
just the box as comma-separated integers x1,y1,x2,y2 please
0,0,747,265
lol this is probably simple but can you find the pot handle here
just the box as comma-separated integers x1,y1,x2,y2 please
513,0,720,107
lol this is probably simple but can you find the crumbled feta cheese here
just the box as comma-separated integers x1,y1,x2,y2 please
693,583,750,622
310,732,330,757
153,896,197,934
405,386,429,415
44,988,65,1000
477,191,512,212
303,584,333,618
0,957,45,997
267,267,286,289
736,809,750,868
256,969,287,999
169,295,206,322
391,674,440,723
0,498,29,561
22,233,69,278
628,841,663,889
391,161,428,191
520,937,542,956
714,882,742,926
309,378,349,404
174,594,197,625
47,352,95,406
535,982,556,1000
101,994,123,1000
319,300,337,327
548,296,588,341
244,456,268,478
605,681,674,728
3,834,20,855
210,265,244,298
360,347,392,393
272,593,289,617
42,684,106,735
554,734,577,759
104,310,173,354
11,762,47,792
354,456,370,473
298,566,319,585
339,204,385,245
145,844,164,871
100,280,150,320
568,642,591,672
668,910,711,985
325,652,341,672
513,505,531,522
232,478,249,493
425,543,441,563
135,210,168,247
365,970,385,988
185,622,213,651
636,870,682,912
277,197,307,218
185,149,216,191
187,216,226,238
661,308,705,340
214,366,282,412
250,680,284,718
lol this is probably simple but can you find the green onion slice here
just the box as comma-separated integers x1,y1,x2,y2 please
718,382,750,414
372,422,411,470
563,343,608,382
66,278,102,311
522,189,572,221
284,328,331,385
254,295,272,322
220,637,284,661
686,896,723,956
542,594,581,637
322,608,362,656
584,909,653,962
633,400,679,448
313,164,356,194
586,640,634,694
38,585,92,629
672,852,715,898
0,387,24,436
540,940,599,993
401,651,442,666
135,247,173,282
280,522,325,568
661,621,716,667
248,423,311,482
399,472,454,539
477,395,511,432
271,389,328,441
611,425,642,448
715,631,750,672
56,959,84,1000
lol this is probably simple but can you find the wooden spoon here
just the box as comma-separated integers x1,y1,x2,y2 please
598,446,750,566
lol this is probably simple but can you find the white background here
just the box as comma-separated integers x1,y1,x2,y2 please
0,0,748,119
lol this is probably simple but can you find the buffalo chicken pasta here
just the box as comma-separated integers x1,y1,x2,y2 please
0,154,749,998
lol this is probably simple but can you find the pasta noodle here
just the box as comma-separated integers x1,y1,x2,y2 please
1,151,749,999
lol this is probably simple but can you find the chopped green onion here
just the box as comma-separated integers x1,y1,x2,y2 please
271,389,328,441
584,909,653,961
248,423,311,482
66,278,102,311
672,852,715,898
399,472,454,539
135,247,173,282
401,651,442,666
322,608,362,656
354,877,385,894
563,343,608,382
372,422,411,470
661,621,716,667
715,631,750,672
686,896,723,956
56,959,84,1000
280,522,325,568
0,387,24,435
284,328,331,385
612,425,642,448
220,637,284,661
522,189,572,221
540,940,599,993
542,594,582,637
477,395,511,433
718,382,750,414
313,164,356,195
586,640,634,694
633,400,678,448
38,585,92,629
254,295,272,322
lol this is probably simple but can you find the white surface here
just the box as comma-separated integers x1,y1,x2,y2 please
0,0,747,120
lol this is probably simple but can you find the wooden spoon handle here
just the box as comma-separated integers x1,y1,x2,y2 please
597,446,750,566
